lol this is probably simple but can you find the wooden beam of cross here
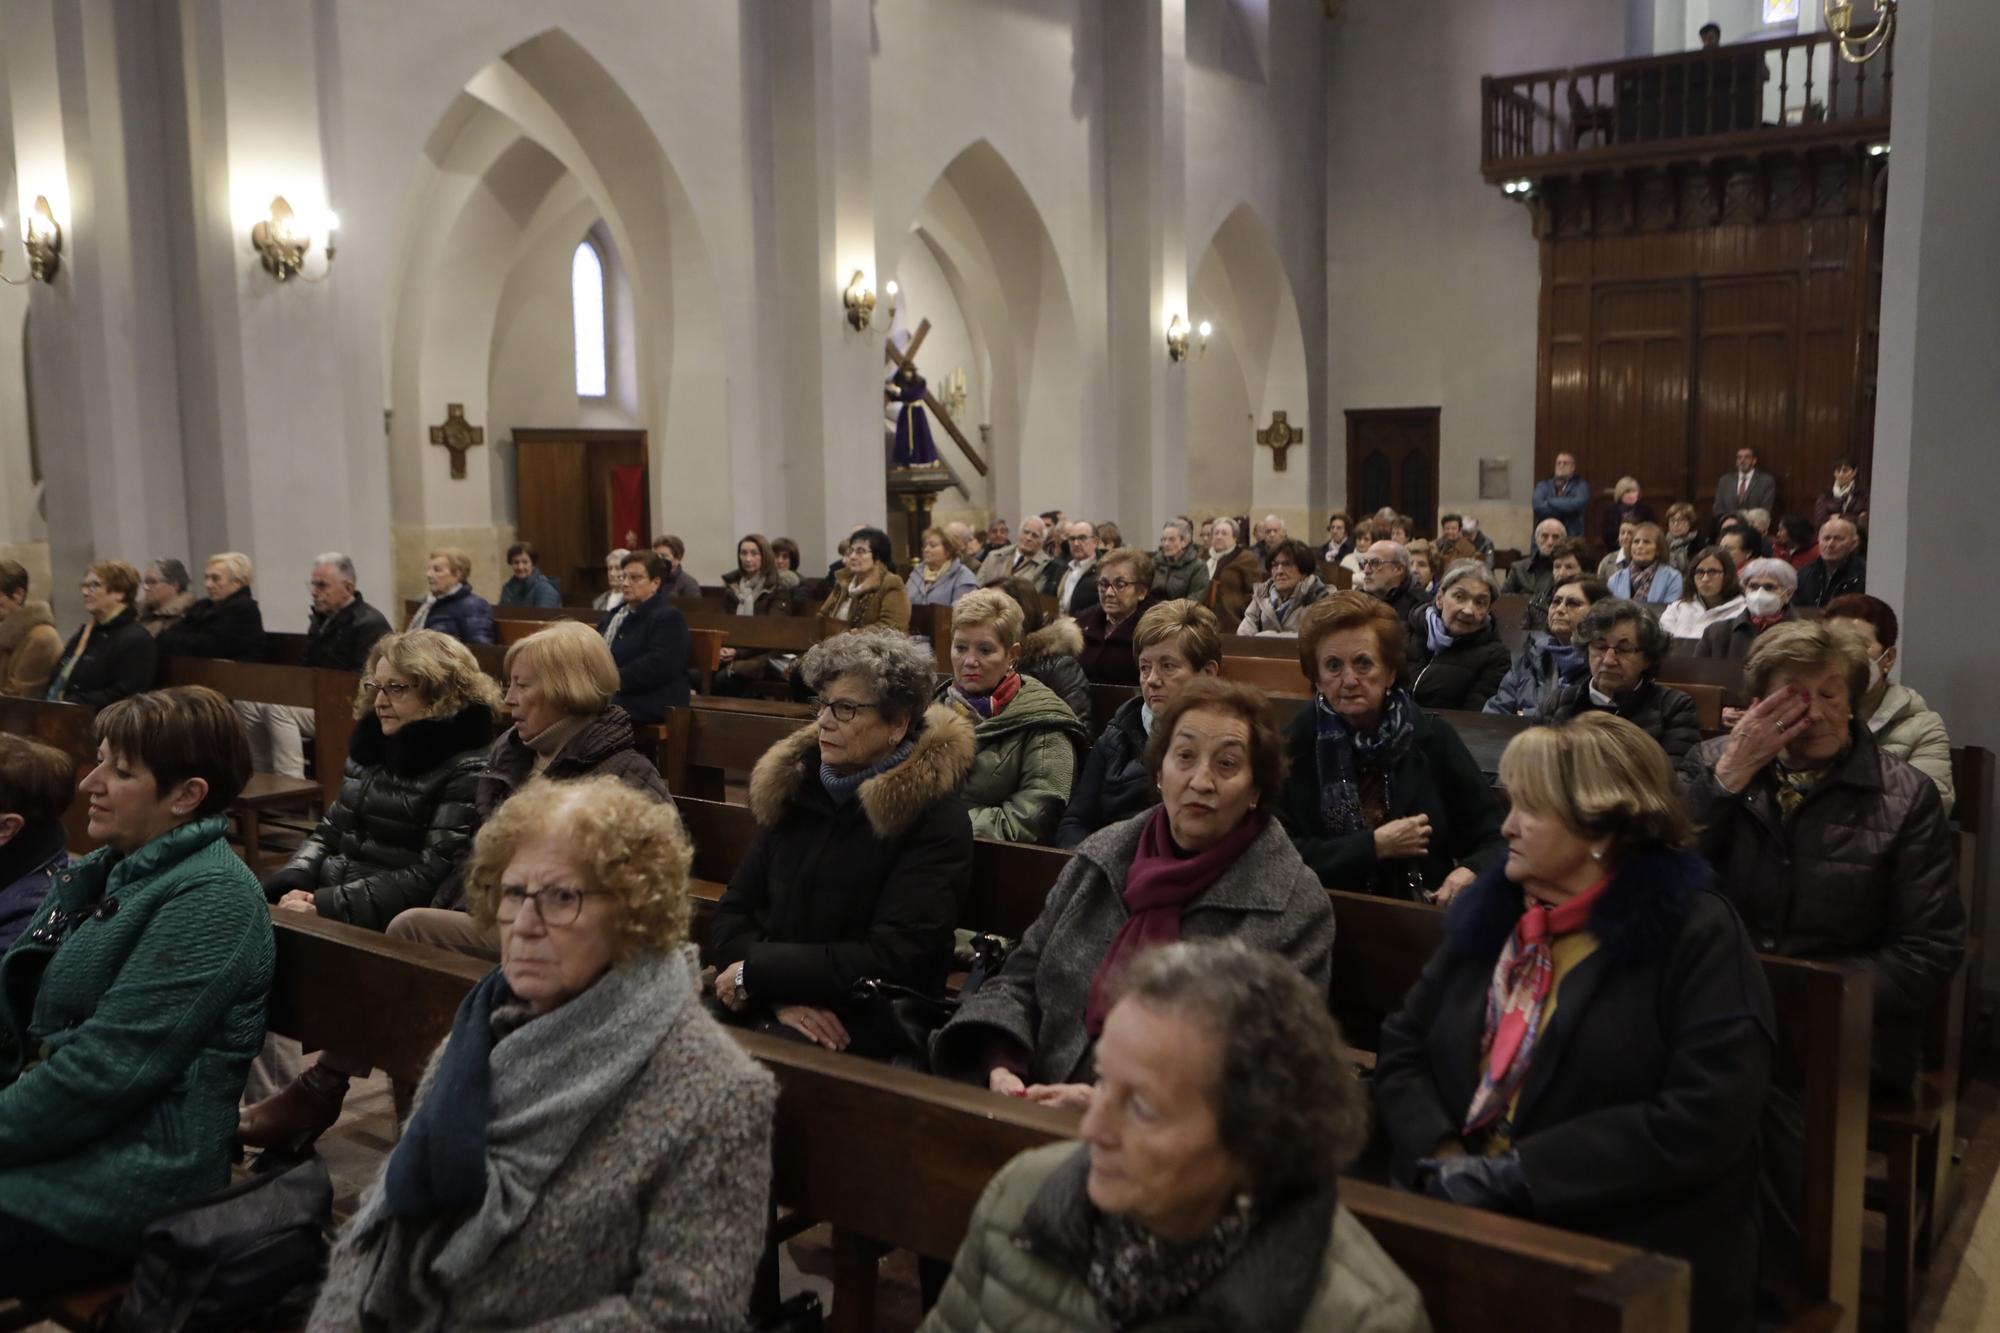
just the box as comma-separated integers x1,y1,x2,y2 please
429,403,486,480
1257,410,1304,472
886,319,989,477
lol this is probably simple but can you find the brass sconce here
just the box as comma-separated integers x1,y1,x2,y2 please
1166,314,1211,364
0,196,63,285
842,270,876,331
251,196,338,282
1825,0,1896,64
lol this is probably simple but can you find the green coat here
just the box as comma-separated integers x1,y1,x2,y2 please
921,1142,1433,1333
943,674,1089,845
0,817,274,1252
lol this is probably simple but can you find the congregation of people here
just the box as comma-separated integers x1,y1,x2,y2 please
0,443,1979,1333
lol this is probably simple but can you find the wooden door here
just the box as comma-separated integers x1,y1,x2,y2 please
514,429,648,604
1345,408,1441,535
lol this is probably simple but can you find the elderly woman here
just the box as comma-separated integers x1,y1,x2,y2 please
155,551,270,662
1607,522,1682,605
308,779,775,1331
406,546,495,646
709,631,974,1052
1596,519,1635,584
1599,475,1654,552
598,551,692,722
1238,539,1332,637
0,735,74,952
1405,562,1510,712
1376,714,1776,1332
998,576,1093,722
925,941,1429,1333
1057,600,1222,848
935,679,1337,1103
1825,594,1955,814
1664,503,1701,572
940,589,1089,844
820,525,912,632
592,548,631,613
0,687,269,1297
1075,548,1157,685
1484,576,1607,719
45,560,159,708
1543,600,1701,759
1696,557,1797,659
1403,539,1440,609
137,558,197,636
498,541,561,608
1659,545,1744,648
907,525,980,608
1680,621,1963,1090
1152,517,1210,601
1278,592,1505,901
1201,518,1263,629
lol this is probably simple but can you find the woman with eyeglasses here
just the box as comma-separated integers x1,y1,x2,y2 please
1485,576,1609,719
1237,539,1333,637
1074,548,1158,686
44,561,158,710
1659,546,1745,650
706,630,974,1054
136,559,196,637
1542,600,1702,760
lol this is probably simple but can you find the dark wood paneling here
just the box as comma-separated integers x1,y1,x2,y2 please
1344,408,1441,535
514,430,647,603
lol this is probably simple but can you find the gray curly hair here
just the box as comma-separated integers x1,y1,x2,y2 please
1115,939,1368,1197
1574,597,1671,666
799,628,937,726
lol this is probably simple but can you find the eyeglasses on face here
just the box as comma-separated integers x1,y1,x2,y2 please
79,580,105,591
1587,641,1641,659
1694,566,1726,578
140,575,166,587
1100,578,1140,594
361,680,416,700
809,696,881,724
495,883,587,926
1357,558,1384,570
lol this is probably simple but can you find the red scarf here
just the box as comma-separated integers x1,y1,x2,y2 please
1748,611,1787,633
1463,875,1612,1134
1083,806,1268,1037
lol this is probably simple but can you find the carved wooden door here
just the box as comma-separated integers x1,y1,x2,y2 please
1344,408,1441,535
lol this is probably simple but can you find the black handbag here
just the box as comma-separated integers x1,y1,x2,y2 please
746,1292,823,1333
115,1152,334,1333
845,977,954,1071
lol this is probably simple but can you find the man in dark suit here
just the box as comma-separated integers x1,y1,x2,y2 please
1795,517,1867,608
1712,447,1778,526
598,552,691,723
1041,520,1101,618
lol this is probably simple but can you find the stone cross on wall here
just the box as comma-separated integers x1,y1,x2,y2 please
429,403,485,480
1257,411,1303,472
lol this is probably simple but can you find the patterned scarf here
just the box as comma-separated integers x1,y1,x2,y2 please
43,620,94,702
1773,758,1834,821
1313,689,1418,835
1463,876,1612,1134
1086,1193,1255,1330
945,669,1022,721
1627,561,1658,600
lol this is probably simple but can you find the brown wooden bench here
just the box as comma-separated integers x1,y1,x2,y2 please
0,695,98,852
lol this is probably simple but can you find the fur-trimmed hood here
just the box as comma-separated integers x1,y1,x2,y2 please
1019,617,1082,666
1444,842,1707,968
0,600,55,650
747,704,975,840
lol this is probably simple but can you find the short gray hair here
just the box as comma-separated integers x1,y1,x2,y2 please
1370,540,1410,569
313,552,357,586
1115,940,1368,1196
800,628,937,726
1212,517,1238,542
1162,517,1193,543
207,551,254,587
1741,557,1798,594
148,558,191,593
1575,598,1671,665
605,547,631,566
1438,560,1501,599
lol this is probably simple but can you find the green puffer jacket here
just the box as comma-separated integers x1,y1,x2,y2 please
0,816,274,1253
920,1142,1433,1333
943,674,1089,844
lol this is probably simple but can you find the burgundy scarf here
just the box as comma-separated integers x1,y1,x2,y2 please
1082,806,1269,1037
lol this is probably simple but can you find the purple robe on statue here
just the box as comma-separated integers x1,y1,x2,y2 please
891,372,940,467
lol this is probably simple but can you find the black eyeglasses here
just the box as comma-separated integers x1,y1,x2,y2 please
1100,579,1140,594
496,884,587,926
809,697,881,724
361,681,416,700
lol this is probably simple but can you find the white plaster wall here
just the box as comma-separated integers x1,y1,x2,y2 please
1186,325,1254,518
886,231,990,516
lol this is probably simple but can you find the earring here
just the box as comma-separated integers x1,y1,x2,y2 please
1590,848,1604,861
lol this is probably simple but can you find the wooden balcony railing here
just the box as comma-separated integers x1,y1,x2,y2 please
1481,28,1892,180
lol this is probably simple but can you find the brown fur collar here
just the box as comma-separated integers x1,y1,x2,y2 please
747,704,975,839
0,600,55,650
1020,617,1083,664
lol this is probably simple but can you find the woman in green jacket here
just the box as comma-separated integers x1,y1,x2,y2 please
938,589,1089,844
0,686,272,1297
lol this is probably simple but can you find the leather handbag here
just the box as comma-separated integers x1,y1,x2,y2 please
845,977,954,1071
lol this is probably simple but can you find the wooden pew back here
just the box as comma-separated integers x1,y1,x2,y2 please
0,696,98,851
158,658,362,808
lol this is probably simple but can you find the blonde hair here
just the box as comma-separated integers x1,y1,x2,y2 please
1497,713,1691,858
1098,547,1155,587
206,551,254,588
1614,476,1640,498
503,621,620,716
355,629,503,719
1744,620,1871,709
463,776,690,960
952,587,1025,648
1133,599,1222,669
428,547,474,582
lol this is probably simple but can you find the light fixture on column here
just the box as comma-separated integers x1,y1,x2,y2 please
1166,314,1211,364
251,196,338,282
883,280,900,327
0,196,63,284
842,270,876,331
1825,0,1895,64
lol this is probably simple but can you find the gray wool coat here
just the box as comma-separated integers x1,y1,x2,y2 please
309,967,775,1332
932,810,1337,1086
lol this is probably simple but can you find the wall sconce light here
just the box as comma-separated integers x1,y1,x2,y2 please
251,196,337,282
883,280,900,326
0,196,63,285
842,270,876,331
1826,0,1895,64
1500,177,1535,198
1166,314,1211,364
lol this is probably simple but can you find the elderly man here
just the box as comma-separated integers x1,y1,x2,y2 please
1359,539,1425,626
976,517,1011,563
1256,514,1289,570
1532,451,1590,539
1041,520,1101,616
1503,518,1570,623
238,553,390,777
943,520,981,570
1796,517,1866,608
976,514,1054,585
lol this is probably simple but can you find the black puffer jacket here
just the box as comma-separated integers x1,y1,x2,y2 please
1544,677,1703,760
475,705,671,820
49,607,156,709
301,594,391,671
1406,617,1511,712
156,587,269,662
265,705,495,930
1054,696,1154,849
1016,620,1092,726
1679,723,1964,1086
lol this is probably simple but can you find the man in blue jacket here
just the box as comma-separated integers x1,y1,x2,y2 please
1532,451,1590,540
598,552,691,722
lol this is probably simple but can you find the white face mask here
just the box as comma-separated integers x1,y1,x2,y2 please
1744,589,1784,618
1866,653,1889,692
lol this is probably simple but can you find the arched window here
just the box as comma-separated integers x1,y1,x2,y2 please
572,240,607,398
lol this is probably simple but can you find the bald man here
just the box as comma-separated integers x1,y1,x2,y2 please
1795,517,1866,608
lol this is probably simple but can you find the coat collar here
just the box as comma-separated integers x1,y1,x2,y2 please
747,704,974,840
349,704,495,776
0,600,55,649
1445,841,1706,968
61,816,232,907
1072,808,1303,916
1020,617,1083,665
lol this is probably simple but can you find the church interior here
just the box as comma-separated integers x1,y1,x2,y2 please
2,0,1999,1330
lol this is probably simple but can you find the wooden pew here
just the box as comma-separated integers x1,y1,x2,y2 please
265,915,1694,1333
908,603,957,675
1657,654,1748,707
0,696,98,852
158,658,360,811
1218,655,1310,696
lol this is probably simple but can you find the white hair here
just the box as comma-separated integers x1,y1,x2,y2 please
1740,557,1798,593
313,552,357,585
